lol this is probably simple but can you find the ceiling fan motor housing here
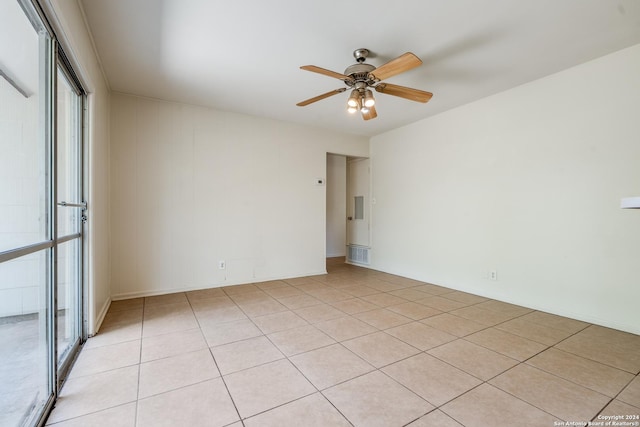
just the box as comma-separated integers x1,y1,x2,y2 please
344,63,376,88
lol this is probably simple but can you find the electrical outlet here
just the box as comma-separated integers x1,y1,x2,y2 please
219,260,226,270
490,270,497,281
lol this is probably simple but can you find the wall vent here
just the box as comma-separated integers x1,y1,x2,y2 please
347,245,370,265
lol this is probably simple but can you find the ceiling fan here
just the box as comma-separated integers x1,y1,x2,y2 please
296,48,433,120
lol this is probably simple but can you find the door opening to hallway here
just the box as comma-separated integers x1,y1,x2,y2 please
325,154,370,270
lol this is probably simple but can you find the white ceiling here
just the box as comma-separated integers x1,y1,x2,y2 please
79,0,640,137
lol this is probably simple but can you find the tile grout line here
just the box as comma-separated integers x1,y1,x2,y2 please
185,288,247,424
133,296,147,427
207,345,245,426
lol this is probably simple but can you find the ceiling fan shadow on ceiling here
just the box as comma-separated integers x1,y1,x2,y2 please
296,48,433,121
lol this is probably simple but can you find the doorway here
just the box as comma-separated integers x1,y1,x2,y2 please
325,154,370,268
326,154,347,258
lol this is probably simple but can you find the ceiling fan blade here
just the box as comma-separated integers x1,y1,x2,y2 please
362,105,378,121
369,52,422,81
296,88,346,106
300,65,350,81
375,83,433,103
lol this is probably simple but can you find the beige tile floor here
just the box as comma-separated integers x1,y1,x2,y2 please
46,258,640,427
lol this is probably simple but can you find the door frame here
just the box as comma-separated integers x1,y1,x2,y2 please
53,46,88,391
324,154,372,267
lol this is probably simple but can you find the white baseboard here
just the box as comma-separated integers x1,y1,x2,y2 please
110,270,329,301
326,252,346,257
91,297,111,336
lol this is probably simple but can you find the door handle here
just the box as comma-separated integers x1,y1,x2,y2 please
347,217,353,220
58,201,88,223
57,201,87,210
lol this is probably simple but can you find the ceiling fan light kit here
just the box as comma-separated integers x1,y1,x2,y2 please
363,89,375,107
297,48,433,120
347,90,360,108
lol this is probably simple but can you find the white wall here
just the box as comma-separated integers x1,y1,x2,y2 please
326,154,346,257
110,94,368,299
370,43,640,335
48,0,112,334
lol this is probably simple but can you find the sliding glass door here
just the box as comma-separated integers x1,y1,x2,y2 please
0,1,86,426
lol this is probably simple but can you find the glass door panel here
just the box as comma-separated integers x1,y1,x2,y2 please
56,238,80,366
0,0,48,253
56,69,81,238
55,67,83,372
0,252,51,427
